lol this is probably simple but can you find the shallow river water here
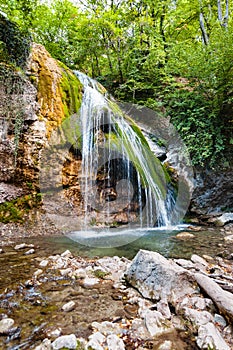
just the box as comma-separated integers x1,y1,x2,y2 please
0,226,231,349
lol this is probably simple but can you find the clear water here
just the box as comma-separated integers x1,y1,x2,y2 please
25,227,229,261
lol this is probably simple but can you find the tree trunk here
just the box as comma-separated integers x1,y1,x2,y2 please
199,12,209,45
217,0,223,22
223,0,229,28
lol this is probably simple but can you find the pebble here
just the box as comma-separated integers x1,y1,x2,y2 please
214,314,227,328
0,318,15,334
34,338,52,350
52,334,77,350
34,269,43,278
45,328,61,339
14,243,34,250
60,268,72,276
73,268,87,278
62,301,76,312
61,250,73,258
25,248,35,255
39,260,49,268
83,276,99,287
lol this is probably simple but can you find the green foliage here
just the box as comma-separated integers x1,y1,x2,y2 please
166,89,226,167
93,269,109,279
0,13,31,68
0,0,232,167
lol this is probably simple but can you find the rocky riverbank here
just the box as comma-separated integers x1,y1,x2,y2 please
0,243,233,350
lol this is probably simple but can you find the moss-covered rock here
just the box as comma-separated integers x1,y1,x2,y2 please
0,41,83,224
29,43,82,138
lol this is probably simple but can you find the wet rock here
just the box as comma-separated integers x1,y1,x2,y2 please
34,338,52,350
0,318,14,334
196,322,230,350
125,250,198,303
62,301,75,312
52,334,77,350
86,331,105,350
215,213,233,227
106,334,125,350
176,232,194,239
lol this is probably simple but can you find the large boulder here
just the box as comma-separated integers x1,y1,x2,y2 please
125,249,199,304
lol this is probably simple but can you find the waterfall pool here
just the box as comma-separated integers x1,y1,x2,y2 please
18,226,231,260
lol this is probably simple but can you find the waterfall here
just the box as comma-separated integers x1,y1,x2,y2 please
75,71,172,228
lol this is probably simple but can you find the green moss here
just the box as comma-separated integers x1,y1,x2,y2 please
58,61,82,118
93,269,109,279
0,193,42,223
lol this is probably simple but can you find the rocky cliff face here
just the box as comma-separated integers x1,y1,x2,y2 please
190,168,233,220
0,43,82,223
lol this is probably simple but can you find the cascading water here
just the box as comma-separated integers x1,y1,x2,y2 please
75,71,172,229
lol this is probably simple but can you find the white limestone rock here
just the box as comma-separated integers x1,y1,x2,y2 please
196,322,230,350
86,332,105,350
83,276,99,287
52,334,77,350
61,250,73,258
106,334,125,350
144,310,171,337
125,250,198,303
39,259,49,268
195,272,233,322
183,308,214,327
62,301,75,312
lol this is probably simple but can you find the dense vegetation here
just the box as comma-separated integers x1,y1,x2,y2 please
0,0,232,167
